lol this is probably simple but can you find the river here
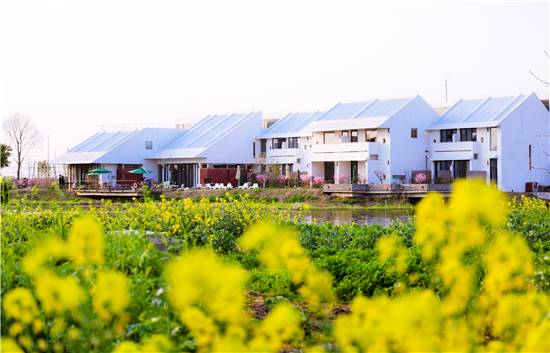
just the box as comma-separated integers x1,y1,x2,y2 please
298,209,413,226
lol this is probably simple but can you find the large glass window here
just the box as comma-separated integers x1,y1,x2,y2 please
351,130,358,142
288,137,299,149
440,129,457,142
272,138,287,149
460,128,477,142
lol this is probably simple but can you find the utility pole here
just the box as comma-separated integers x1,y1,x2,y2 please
443,72,450,101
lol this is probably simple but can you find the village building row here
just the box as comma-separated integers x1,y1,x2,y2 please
53,93,550,192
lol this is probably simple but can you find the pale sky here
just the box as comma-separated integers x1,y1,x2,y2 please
1,0,549,178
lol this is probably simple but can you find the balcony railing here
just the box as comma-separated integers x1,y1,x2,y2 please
266,148,302,159
432,141,478,153
311,142,377,154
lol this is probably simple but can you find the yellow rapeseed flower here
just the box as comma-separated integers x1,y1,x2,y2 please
34,271,84,316
3,288,39,324
91,270,131,320
67,216,105,266
1,338,23,353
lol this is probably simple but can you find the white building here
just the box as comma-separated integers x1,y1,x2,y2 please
426,93,549,191
53,93,549,192
255,111,325,175
52,128,186,186
53,111,262,187
300,95,440,183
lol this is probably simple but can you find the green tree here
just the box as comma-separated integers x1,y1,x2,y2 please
1,143,12,168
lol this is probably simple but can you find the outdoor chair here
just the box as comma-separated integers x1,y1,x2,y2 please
226,183,233,189
251,183,259,189
194,184,202,189
213,183,221,189
239,182,249,189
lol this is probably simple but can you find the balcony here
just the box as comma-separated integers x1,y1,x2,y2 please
310,142,377,161
431,141,478,161
265,148,302,164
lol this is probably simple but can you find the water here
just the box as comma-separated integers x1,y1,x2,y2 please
299,209,413,226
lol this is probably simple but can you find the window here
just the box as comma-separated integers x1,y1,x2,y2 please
145,141,153,149
272,138,287,149
490,128,497,151
529,145,532,170
288,137,299,149
460,128,477,142
371,155,378,160
382,138,386,144
351,130,358,142
411,128,418,138
324,132,335,144
474,154,478,160
341,131,349,137
261,139,267,153
253,142,255,158
440,129,457,142
297,158,301,163
366,130,377,142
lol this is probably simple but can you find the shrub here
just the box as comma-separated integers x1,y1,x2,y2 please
300,174,312,185
313,177,324,187
286,195,305,203
1,177,11,204
414,173,426,184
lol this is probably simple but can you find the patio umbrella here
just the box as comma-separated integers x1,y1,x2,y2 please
353,165,357,183
235,165,241,186
285,165,290,186
297,169,301,185
129,167,154,175
87,168,111,175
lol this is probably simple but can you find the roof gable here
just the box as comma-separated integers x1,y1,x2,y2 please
430,94,529,128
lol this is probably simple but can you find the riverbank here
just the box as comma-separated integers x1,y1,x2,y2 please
7,187,415,209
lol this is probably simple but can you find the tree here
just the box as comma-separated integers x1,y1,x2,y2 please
1,143,12,168
2,114,43,180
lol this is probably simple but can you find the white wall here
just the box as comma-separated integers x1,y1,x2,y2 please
388,95,439,182
206,111,263,164
499,93,549,191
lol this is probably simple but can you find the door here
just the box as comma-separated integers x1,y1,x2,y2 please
351,161,358,183
453,160,468,179
490,159,497,185
324,162,335,182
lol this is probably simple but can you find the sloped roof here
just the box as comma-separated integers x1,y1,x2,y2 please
426,94,529,130
52,130,140,164
148,111,260,159
52,128,188,164
303,97,414,132
257,111,325,138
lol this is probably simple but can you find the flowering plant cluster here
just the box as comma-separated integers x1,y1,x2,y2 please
1,181,548,352
313,176,325,187
299,174,312,185
334,174,348,184
414,173,426,184
278,174,286,184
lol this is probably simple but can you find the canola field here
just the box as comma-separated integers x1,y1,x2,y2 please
1,180,549,352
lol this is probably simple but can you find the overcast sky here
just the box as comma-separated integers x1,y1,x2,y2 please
1,0,549,177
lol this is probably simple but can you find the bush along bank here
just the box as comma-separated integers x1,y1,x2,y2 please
1,180,549,352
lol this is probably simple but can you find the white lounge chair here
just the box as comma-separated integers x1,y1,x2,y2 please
194,183,202,189
251,183,259,189
226,183,233,189
213,183,221,189
240,182,249,189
